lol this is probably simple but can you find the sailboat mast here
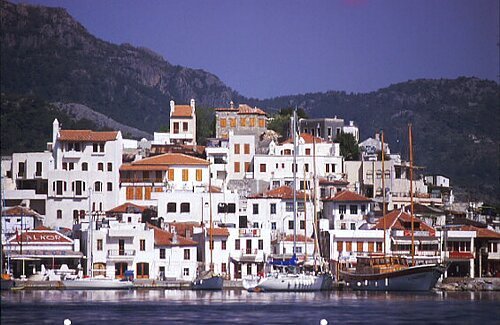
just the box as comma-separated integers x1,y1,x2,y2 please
209,163,214,272
381,131,386,257
292,109,297,258
409,124,415,266
312,131,319,270
303,168,307,258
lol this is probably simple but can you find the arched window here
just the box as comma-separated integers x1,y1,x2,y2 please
94,181,102,192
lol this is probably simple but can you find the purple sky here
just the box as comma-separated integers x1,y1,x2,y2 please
15,0,500,98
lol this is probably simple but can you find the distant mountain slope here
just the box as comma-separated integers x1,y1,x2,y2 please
256,77,499,203
0,0,241,133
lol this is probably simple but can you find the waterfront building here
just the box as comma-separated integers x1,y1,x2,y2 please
322,190,373,230
1,206,45,238
3,227,82,279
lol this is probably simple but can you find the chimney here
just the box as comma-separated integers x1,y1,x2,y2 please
190,98,196,114
170,100,175,117
52,119,60,145
375,133,380,141
350,121,354,126
230,101,234,109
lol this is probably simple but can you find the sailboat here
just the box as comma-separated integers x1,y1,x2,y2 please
339,127,446,291
63,189,133,290
192,165,224,290
251,109,331,292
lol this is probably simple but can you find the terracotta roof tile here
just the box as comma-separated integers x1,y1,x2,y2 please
458,225,500,239
207,228,230,237
319,178,349,186
280,234,314,243
2,206,42,217
107,202,147,214
372,210,435,232
58,130,118,142
149,225,198,246
283,133,324,144
171,105,193,117
323,190,371,202
248,186,310,200
132,153,209,166
167,222,199,238
215,104,267,116
119,164,169,171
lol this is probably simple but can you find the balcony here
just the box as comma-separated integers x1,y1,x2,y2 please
107,249,136,259
120,178,164,184
63,150,82,159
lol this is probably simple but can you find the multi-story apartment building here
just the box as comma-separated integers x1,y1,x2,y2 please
4,119,123,229
299,117,359,142
322,190,373,230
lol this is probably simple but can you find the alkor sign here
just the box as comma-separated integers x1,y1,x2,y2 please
14,232,70,243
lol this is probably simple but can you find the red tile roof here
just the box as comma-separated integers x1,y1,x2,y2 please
149,225,198,246
458,225,500,239
132,153,210,166
167,222,199,238
2,206,42,217
215,104,267,116
207,228,230,237
107,202,147,214
119,164,169,171
323,190,371,202
248,186,310,200
372,210,435,232
58,130,118,142
171,105,193,117
283,133,324,144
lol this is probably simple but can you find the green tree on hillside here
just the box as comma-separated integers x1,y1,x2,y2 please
336,132,360,161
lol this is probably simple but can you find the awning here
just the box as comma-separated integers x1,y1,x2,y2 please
391,237,439,245
230,255,264,264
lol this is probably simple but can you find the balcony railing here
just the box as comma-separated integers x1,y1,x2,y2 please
108,249,136,258
120,178,164,183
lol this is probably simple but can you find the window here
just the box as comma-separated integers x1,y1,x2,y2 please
80,210,85,219
57,210,62,219
337,241,343,251
55,180,66,195
361,205,366,213
72,180,85,196
258,119,265,128
270,203,276,215
63,162,68,170
346,241,352,251
325,164,329,173
229,118,236,127
107,163,112,171
260,164,266,173
137,263,149,279
234,162,240,173
376,242,382,252
304,163,309,172
249,118,256,127
35,161,42,177
183,268,189,276
94,181,102,192
173,122,179,134
234,143,240,154
180,203,190,213
286,202,294,212
295,247,302,253
82,162,88,171
288,220,294,229
140,239,146,251
339,205,347,214
184,249,190,260
227,203,236,213
159,248,166,259
351,223,356,230
300,220,305,230
253,204,259,214
98,163,104,171
253,222,259,228
271,222,276,230
341,223,346,230
235,239,240,250
183,122,188,131
220,118,227,128
221,240,227,250
328,127,332,137
244,144,250,154
245,162,250,172
93,143,98,152
99,143,105,152
182,169,188,181
222,263,227,273
97,239,103,251
69,162,74,170
350,205,358,214
240,118,246,127
107,182,113,191
73,210,79,223
99,202,103,211
168,169,175,181
196,169,202,181
247,264,252,275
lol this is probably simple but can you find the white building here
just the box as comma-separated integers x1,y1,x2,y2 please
322,190,373,230
153,99,197,146
4,119,123,229
253,133,343,192
1,206,44,238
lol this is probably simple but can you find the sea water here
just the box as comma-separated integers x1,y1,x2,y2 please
1,289,499,324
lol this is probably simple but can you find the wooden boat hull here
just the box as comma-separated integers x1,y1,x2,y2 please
340,264,446,291
191,275,224,290
63,278,134,290
254,273,332,292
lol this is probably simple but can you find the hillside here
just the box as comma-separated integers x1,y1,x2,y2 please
0,0,241,133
